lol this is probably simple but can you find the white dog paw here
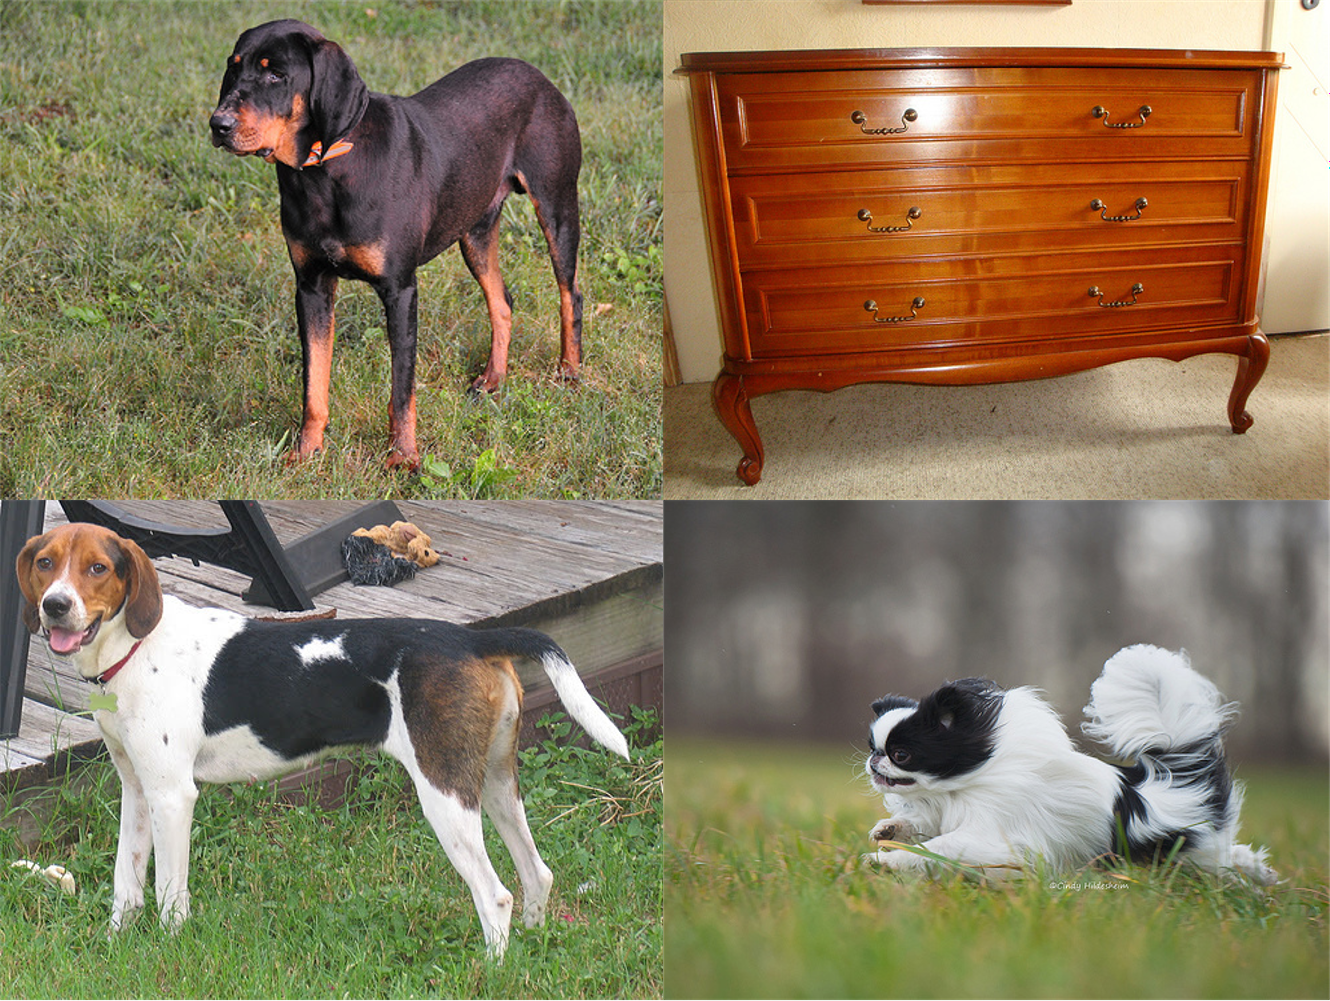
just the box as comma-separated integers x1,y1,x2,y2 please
869,818,919,844
863,847,926,871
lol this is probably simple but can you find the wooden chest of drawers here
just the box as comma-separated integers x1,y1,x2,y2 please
678,47,1283,485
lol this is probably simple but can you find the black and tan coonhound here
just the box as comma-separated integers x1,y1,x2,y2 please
209,19,583,471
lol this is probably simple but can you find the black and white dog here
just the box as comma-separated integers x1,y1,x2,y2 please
17,522,629,957
864,644,1275,883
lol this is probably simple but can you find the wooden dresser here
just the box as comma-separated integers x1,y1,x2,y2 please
678,47,1283,485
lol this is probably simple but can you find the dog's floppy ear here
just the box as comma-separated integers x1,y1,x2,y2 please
111,536,162,639
930,678,1001,729
306,37,368,156
15,533,50,635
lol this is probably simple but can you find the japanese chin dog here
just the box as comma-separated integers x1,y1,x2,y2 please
863,644,1276,883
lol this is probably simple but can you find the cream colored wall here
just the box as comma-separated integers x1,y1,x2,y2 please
664,0,1273,383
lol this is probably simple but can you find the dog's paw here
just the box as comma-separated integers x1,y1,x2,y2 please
285,427,327,466
108,900,143,936
1230,844,1280,886
468,371,505,395
384,446,420,473
863,847,926,871
869,817,920,844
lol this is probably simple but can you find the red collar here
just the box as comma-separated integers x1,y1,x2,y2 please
304,139,354,167
97,641,141,685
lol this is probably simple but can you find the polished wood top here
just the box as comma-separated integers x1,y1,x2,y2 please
678,47,1286,74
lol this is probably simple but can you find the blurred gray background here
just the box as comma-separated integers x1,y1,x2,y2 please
666,501,1329,762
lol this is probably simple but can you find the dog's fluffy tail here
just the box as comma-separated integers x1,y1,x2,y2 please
1082,644,1235,761
1081,644,1274,884
481,627,630,760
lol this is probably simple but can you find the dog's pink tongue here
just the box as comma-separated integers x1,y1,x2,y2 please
48,628,85,654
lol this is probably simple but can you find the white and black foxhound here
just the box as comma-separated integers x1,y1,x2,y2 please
16,522,629,957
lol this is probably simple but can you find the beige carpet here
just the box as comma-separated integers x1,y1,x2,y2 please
664,333,1329,499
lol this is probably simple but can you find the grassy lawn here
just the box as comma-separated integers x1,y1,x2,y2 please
0,710,662,999
0,0,661,498
666,736,1329,1000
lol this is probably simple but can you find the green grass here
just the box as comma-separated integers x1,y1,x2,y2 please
0,709,662,999
666,736,1329,999
0,0,661,497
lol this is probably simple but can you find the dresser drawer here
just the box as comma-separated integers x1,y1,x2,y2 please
716,66,1261,169
739,249,1245,357
729,161,1247,265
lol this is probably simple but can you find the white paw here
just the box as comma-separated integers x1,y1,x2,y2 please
869,818,920,844
862,847,926,871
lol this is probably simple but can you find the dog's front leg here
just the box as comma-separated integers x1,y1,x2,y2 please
106,740,151,931
378,278,421,471
869,816,922,845
290,270,339,463
866,830,1025,878
147,781,199,932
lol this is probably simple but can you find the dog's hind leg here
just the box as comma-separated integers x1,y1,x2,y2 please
480,684,553,928
413,777,515,957
520,166,582,382
460,203,514,395
382,667,515,956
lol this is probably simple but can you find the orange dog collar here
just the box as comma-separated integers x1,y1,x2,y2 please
304,139,354,166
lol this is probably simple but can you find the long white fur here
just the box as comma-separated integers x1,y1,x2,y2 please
1082,645,1237,760
870,687,1120,873
867,644,1276,884
1082,644,1272,881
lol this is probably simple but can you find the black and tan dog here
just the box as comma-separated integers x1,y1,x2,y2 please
209,20,583,470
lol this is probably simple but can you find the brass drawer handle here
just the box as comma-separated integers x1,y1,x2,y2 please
1091,197,1148,222
857,206,921,233
864,296,925,323
1092,104,1152,128
1088,283,1144,307
850,108,918,135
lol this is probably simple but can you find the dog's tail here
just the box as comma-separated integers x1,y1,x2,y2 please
1082,644,1235,762
1081,644,1274,883
478,627,630,760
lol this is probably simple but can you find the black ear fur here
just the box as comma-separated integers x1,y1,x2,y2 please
871,693,918,718
922,678,1003,734
305,37,369,159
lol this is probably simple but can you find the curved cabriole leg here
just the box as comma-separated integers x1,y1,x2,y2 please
712,374,765,485
1227,331,1270,433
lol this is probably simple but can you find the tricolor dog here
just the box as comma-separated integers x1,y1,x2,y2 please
16,522,629,957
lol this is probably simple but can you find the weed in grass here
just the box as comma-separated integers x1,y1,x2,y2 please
419,447,521,499
0,708,661,999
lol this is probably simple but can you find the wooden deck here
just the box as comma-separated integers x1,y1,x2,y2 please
1,500,662,790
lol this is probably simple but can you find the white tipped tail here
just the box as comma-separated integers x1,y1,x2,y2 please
541,653,630,759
